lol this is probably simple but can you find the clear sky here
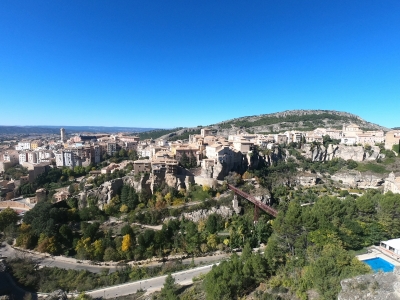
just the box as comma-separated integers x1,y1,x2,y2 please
1,1,399,128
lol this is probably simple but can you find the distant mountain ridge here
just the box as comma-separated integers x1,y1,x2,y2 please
0,125,158,135
0,110,392,138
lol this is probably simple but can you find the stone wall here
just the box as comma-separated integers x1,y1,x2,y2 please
0,201,32,210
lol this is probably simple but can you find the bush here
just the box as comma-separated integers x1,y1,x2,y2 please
347,160,358,169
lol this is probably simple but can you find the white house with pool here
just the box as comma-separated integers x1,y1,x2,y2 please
380,238,400,257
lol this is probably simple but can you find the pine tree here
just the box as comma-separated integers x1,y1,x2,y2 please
160,274,178,300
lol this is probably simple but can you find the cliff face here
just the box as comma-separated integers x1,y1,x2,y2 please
302,144,381,162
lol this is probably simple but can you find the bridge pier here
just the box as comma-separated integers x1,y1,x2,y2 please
253,205,259,223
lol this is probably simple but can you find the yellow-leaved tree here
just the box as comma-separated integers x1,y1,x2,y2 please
121,234,132,252
207,234,218,250
92,239,104,261
165,192,172,205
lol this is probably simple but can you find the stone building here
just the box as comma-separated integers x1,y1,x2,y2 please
385,130,400,150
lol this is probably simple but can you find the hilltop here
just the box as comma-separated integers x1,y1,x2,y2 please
151,109,390,141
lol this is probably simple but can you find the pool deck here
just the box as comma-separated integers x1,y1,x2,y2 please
357,246,400,267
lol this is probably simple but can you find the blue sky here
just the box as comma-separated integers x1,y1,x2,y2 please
1,1,399,128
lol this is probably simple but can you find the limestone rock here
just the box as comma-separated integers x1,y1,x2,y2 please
338,268,400,300
46,289,67,300
384,172,400,194
331,172,384,189
83,178,123,208
335,145,365,161
302,144,379,162
182,206,233,222
364,146,381,161
295,174,319,186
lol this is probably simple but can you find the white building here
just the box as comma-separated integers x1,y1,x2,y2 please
55,152,64,167
139,146,152,158
15,142,31,151
64,151,81,168
28,152,37,164
341,136,358,145
55,151,81,168
19,152,28,164
380,238,400,257
37,150,54,163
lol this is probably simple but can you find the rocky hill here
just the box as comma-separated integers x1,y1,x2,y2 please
156,110,389,141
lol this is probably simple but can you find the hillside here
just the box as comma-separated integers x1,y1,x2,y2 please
157,110,389,141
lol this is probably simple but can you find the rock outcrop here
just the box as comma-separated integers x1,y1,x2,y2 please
123,174,149,193
45,289,68,300
182,206,233,222
383,172,400,194
302,144,381,162
82,178,123,208
295,174,320,186
338,267,400,300
331,172,384,189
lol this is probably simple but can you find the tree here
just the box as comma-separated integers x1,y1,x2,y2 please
160,274,178,300
103,247,120,261
92,239,104,261
0,207,19,231
303,243,370,299
120,204,129,213
207,234,218,250
206,214,219,234
272,201,304,255
75,237,93,260
121,234,133,252
377,192,400,238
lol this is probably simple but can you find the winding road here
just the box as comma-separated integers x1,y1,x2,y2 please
87,264,216,299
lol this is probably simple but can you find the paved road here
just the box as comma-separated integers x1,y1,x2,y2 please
87,264,216,299
0,242,229,274
0,243,117,274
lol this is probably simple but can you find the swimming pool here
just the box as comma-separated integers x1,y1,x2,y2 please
363,257,394,272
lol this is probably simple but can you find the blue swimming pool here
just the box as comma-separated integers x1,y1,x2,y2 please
363,257,394,272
